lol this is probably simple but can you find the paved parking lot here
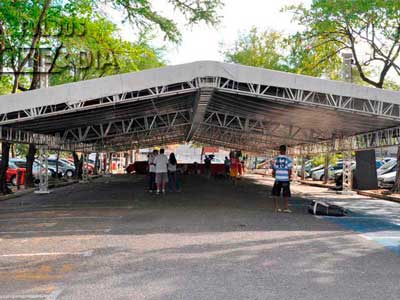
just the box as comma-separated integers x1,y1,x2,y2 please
0,175,399,300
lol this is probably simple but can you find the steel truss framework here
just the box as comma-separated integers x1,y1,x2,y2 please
61,110,192,143
0,126,94,151
290,126,400,155
2,76,400,126
1,60,400,155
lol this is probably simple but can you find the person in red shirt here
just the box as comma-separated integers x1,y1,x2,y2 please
230,151,239,184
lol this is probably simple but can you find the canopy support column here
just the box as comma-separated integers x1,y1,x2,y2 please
35,145,50,194
342,151,353,193
80,152,89,184
300,156,306,180
323,153,329,184
106,152,112,176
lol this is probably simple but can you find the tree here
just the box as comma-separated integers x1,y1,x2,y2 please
50,20,164,85
222,27,342,78
0,0,223,191
285,0,400,89
0,143,11,194
286,1,400,192
223,28,288,71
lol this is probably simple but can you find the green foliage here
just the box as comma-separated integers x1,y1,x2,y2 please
109,0,223,43
0,76,12,95
0,0,223,94
285,0,400,88
283,32,342,78
222,27,342,78
50,18,165,85
312,153,341,167
15,144,29,158
223,28,288,71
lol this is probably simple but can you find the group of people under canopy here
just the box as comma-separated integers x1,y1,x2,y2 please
146,145,292,214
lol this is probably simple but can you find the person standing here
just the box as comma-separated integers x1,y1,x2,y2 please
148,149,158,193
224,156,230,179
271,145,293,213
229,151,239,185
154,148,168,194
204,155,212,179
168,153,178,192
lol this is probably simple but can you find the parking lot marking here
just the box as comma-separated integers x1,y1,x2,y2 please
0,250,93,258
361,235,400,240
0,229,111,234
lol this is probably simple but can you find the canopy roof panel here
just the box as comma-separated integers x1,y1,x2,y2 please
1,61,400,152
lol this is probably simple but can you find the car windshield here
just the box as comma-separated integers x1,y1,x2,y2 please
12,161,26,168
379,160,397,171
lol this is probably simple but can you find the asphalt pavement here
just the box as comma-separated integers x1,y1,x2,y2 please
0,174,399,300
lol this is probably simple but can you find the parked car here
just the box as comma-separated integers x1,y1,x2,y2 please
378,170,397,188
47,159,75,178
1,159,27,186
65,158,94,174
312,162,345,181
309,165,324,177
382,157,396,164
334,160,382,179
33,160,58,183
377,159,397,176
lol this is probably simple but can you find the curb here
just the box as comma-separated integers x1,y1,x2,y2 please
0,175,102,202
357,190,400,204
0,188,36,201
299,180,336,189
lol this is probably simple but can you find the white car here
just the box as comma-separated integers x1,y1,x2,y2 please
377,159,397,176
312,162,345,181
378,171,397,188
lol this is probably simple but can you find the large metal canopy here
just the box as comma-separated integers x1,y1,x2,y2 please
1,61,400,153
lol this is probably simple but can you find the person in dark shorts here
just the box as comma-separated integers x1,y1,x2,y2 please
271,145,293,213
204,155,212,179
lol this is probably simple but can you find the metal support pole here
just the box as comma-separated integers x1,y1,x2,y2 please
35,145,50,194
105,151,112,177
323,153,329,184
300,156,306,180
292,156,299,184
80,153,89,184
342,151,353,194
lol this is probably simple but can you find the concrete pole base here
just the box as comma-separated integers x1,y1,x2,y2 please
34,190,51,194
336,190,355,195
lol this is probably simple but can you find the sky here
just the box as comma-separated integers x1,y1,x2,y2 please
117,0,311,65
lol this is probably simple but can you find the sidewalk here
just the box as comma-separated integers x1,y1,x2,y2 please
248,174,400,255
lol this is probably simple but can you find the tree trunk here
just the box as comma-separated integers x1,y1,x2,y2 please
391,145,400,193
323,153,329,184
11,144,15,158
72,152,83,179
25,144,36,188
0,142,11,194
55,150,60,179
94,152,99,175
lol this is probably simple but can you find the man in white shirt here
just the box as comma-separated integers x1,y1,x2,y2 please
148,149,158,193
154,148,169,194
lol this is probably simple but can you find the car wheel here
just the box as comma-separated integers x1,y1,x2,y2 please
65,170,73,178
320,175,325,181
11,176,17,186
